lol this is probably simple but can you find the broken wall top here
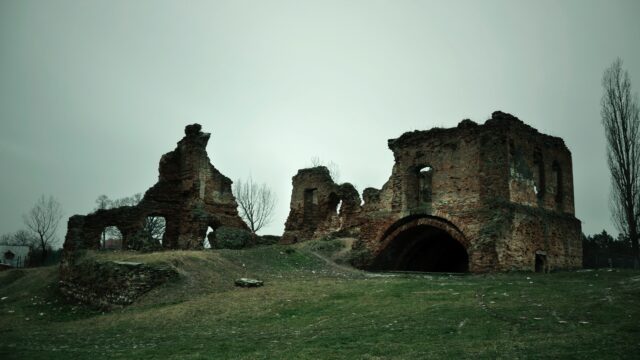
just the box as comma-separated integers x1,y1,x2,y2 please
282,110,578,247
388,111,569,154
63,123,248,254
381,110,576,215
282,166,362,242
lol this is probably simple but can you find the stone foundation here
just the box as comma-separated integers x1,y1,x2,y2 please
59,258,178,309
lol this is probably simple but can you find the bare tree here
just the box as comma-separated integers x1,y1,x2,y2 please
233,177,276,234
310,156,340,183
0,233,12,245
95,194,112,211
112,193,143,208
23,195,63,263
94,195,113,247
142,216,166,244
0,230,36,247
13,229,37,247
602,58,640,268
113,193,164,246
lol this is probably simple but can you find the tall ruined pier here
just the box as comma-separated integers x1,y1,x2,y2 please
61,124,249,275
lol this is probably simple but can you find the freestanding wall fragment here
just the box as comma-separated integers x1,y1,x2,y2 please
281,166,362,243
61,124,249,276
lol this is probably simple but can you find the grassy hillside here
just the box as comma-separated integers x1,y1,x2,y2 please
1,241,639,359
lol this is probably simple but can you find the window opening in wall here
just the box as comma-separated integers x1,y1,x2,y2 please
535,251,547,273
509,140,518,174
552,161,563,205
303,188,319,222
327,192,340,214
203,226,214,249
533,150,545,199
101,226,123,249
304,188,318,206
418,166,433,204
143,216,166,247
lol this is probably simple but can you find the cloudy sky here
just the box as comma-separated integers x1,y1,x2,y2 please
1,0,639,244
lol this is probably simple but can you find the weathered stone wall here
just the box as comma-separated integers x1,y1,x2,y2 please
59,258,178,309
505,116,575,214
281,167,361,243
282,111,582,272
61,124,249,277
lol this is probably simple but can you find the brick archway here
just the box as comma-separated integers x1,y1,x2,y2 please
372,215,469,272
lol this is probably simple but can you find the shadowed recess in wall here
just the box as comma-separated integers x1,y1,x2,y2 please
370,225,469,272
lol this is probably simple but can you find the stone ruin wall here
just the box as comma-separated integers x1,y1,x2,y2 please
60,112,582,276
282,111,582,272
281,167,362,244
61,124,249,276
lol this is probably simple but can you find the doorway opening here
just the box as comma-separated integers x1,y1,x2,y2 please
101,226,123,249
204,226,214,249
535,251,547,273
372,225,468,272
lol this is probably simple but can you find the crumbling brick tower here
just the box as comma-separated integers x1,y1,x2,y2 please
281,167,362,243
283,111,582,272
61,124,249,276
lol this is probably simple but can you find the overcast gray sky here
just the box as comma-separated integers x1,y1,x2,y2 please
1,0,639,244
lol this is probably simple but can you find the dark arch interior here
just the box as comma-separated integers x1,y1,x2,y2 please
372,225,468,272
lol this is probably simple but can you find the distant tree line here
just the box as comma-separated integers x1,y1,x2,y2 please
0,231,61,267
583,230,636,269
0,195,63,267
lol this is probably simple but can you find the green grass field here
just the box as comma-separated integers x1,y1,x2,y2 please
1,241,639,359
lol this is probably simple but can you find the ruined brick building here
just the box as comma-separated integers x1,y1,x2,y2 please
61,113,581,276
61,124,249,274
283,111,582,272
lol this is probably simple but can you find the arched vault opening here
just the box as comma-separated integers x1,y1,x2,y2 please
372,217,469,273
